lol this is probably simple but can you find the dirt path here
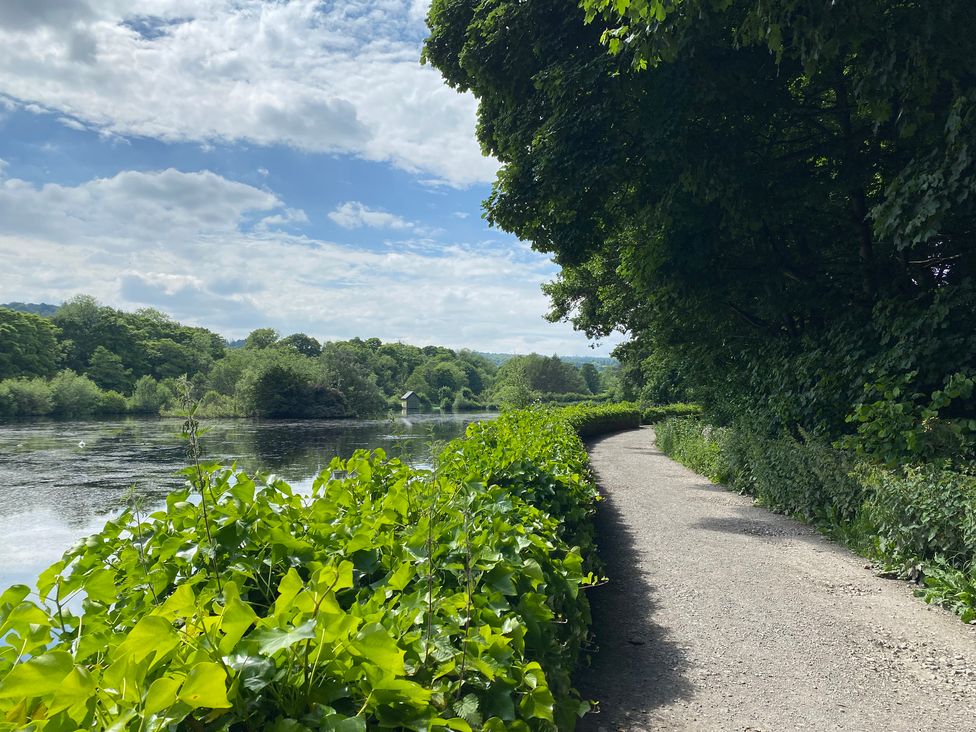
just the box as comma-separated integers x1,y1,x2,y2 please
574,427,976,731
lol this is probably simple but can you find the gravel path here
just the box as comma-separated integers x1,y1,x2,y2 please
575,427,976,731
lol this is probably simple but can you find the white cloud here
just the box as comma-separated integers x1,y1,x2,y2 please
0,0,497,186
0,168,620,354
0,168,281,246
329,201,417,232
57,116,88,131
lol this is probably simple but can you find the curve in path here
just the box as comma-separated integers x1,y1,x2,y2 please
575,427,976,731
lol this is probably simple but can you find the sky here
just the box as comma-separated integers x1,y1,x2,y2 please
0,0,624,356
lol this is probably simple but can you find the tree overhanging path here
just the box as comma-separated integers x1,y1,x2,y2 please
576,427,976,731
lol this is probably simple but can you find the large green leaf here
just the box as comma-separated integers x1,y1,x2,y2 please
178,662,231,709
0,651,74,699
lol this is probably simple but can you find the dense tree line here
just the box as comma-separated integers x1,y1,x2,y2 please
424,0,976,463
0,298,616,420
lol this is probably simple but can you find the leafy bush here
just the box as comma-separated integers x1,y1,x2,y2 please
99,389,129,415
640,403,702,424
843,371,976,465
128,375,174,414
452,389,486,411
49,370,102,418
560,402,641,437
862,465,976,570
655,418,728,482
0,408,607,730
0,377,54,418
0,384,13,421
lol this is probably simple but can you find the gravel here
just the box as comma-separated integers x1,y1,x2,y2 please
574,427,976,731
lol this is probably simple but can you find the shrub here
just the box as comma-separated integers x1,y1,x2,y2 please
655,418,728,482
560,402,641,437
0,408,606,730
129,375,174,414
0,384,13,421
1,377,54,417
99,389,129,415
641,402,702,423
453,388,486,411
50,370,102,417
863,465,976,570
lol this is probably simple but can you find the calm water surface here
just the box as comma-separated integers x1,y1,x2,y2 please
0,413,494,589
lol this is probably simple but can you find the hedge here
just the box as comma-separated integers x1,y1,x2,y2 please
560,402,642,437
640,402,702,424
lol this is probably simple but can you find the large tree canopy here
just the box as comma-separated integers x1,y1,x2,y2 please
424,0,976,451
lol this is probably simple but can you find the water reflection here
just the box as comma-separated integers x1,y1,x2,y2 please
0,412,492,588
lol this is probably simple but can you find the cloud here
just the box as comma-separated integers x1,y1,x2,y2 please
0,0,497,186
57,116,88,131
329,201,418,232
0,168,281,246
0,167,620,354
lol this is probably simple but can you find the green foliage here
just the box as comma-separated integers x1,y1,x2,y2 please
655,419,728,483
53,297,225,384
128,375,175,415
278,332,322,357
49,370,103,418
495,355,587,397
579,363,601,394
843,371,976,466
99,390,129,415
87,345,133,393
559,403,641,438
0,378,55,418
244,327,280,350
0,307,60,380
640,403,702,424
249,361,350,419
491,360,537,409
424,0,976,463
0,409,607,730
862,465,976,571
319,342,387,417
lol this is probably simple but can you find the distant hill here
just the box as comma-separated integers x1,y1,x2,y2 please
477,351,617,368
1,302,59,317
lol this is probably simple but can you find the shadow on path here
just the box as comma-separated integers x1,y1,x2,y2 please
574,434,694,730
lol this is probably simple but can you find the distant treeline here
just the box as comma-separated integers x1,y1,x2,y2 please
0,297,623,420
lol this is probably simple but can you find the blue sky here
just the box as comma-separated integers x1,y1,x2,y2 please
0,0,623,355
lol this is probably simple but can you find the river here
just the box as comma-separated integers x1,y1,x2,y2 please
0,412,494,590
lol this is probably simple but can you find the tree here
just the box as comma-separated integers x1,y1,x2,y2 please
0,307,61,379
49,370,102,417
128,375,173,414
580,363,602,394
492,359,537,409
244,328,280,350
278,333,322,357
424,0,976,444
320,343,387,417
87,346,132,392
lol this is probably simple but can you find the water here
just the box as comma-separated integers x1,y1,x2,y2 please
0,413,494,590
